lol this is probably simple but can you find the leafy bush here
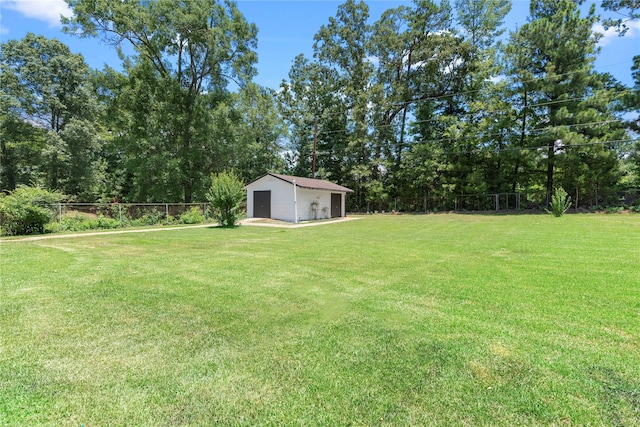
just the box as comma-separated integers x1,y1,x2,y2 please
178,206,205,224
605,206,624,214
44,221,60,234
61,215,92,231
206,171,245,227
0,186,63,236
95,215,121,229
548,187,571,217
130,209,164,226
60,214,121,231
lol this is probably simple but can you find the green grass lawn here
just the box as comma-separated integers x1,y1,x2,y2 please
1,214,639,426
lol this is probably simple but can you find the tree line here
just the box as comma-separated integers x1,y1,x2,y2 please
1,0,639,211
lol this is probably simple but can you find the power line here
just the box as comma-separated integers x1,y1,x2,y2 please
289,119,637,159
405,120,631,148
308,107,632,138
310,138,638,157
289,89,633,137
392,60,636,107
283,56,635,136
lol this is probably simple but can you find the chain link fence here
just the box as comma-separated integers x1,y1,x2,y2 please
454,193,521,212
55,203,211,229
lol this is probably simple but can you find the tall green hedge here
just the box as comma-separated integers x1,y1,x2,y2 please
0,187,63,236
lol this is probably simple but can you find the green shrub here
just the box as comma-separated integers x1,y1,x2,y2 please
44,222,61,234
59,214,120,231
605,206,624,214
178,207,205,224
548,187,571,217
0,187,63,236
61,215,91,231
130,210,164,226
206,171,245,227
95,215,121,229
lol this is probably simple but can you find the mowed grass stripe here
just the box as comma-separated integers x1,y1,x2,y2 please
1,214,639,425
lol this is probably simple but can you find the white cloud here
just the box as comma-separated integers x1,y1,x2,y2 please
3,0,73,28
593,23,620,46
593,21,640,46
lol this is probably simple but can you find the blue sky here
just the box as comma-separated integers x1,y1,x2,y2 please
1,0,638,89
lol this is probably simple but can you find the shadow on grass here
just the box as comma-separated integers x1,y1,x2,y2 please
589,366,640,426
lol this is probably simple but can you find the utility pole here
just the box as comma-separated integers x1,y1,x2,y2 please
312,117,318,178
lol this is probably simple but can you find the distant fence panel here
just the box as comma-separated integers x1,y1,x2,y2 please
377,188,637,213
56,203,209,227
454,193,520,212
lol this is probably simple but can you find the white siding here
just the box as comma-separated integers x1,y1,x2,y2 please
296,188,332,221
246,175,294,221
272,180,296,221
246,175,348,222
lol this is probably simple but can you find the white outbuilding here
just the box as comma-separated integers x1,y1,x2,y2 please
245,173,354,223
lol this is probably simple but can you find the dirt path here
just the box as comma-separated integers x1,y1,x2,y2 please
0,217,361,243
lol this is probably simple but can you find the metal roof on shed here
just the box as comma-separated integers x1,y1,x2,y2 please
246,173,354,193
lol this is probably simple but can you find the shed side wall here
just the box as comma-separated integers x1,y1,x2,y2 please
246,176,348,221
246,176,294,221
297,188,333,221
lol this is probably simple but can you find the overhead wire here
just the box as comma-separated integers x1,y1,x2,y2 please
288,73,637,153
283,57,636,137
310,138,638,158
308,96,633,138
392,60,635,107
303,119,630,148
289,88,633,137
282,58,638,158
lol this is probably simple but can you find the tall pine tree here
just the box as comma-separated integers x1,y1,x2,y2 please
506,0,627,206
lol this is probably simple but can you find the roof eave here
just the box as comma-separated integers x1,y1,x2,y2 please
246,173,353,193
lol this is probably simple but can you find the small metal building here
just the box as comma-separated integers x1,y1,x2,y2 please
245,173,353,223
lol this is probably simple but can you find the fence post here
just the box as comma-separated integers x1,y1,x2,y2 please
495,194,499,211
119,204,123,228
58,203,62,227
165,204,169,225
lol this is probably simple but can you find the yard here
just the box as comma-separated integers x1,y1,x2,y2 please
1,214,639,425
